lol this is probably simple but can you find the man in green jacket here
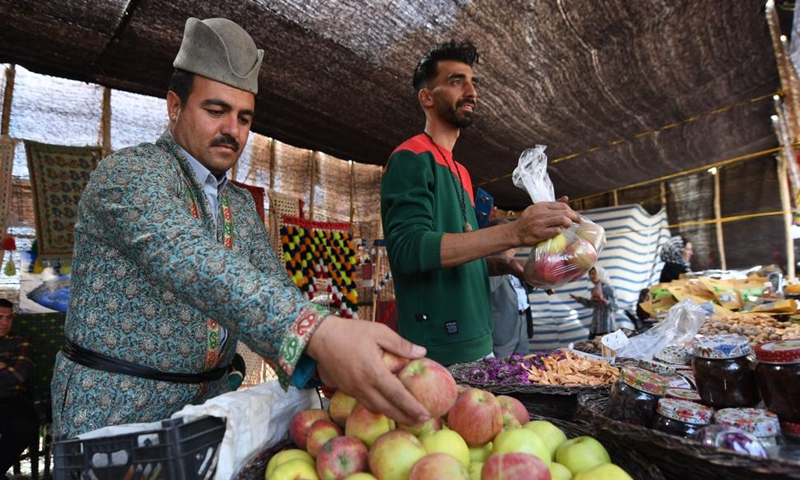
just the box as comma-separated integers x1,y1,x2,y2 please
381,40,580,365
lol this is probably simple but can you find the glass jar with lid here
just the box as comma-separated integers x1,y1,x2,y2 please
714,408,783,449
692,334,760,408
754,339,800,423
653,398,714,437
665,387,702,403
604,366,669,427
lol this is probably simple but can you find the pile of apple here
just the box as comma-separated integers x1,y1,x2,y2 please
523,220,606,290
266,355,632,480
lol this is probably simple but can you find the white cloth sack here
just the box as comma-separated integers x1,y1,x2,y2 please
172,380,322,480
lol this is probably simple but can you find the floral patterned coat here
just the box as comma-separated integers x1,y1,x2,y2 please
52,133,325,438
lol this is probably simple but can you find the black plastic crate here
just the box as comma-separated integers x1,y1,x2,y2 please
53,415,226,480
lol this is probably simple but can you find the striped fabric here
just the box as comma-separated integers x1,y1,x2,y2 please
526,205,670,351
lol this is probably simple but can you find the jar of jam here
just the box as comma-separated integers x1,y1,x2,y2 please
665,388,702,403
715,408,783,449
782,421,800,445
604,366,669,427
754,339,800,423
655,345,693,366
653,398,714,437
692,334,760,408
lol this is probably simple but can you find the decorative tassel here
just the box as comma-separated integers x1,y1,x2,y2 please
32,256,44,274
3,256,15,276
1,235,16,252
59,260,71,275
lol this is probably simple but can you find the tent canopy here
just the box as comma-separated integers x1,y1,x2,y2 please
0,0,788,209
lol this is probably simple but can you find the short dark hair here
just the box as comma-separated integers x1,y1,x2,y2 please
413,40,479,93
168,69,195,105
0,299,13,309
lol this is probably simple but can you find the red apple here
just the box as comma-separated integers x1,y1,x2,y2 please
525,252,572,289
316,435,369,480
482,452,551,480
501,409,522,430
307,419,343,458
496,395,530,426
397,358,459,418
329,389,359,428
289,408,332,450
397,416,443,438
368,430,427,480
409,452,470,480
447,388,503,447
345,404,395,448
564,238,598,272
381,350,411,373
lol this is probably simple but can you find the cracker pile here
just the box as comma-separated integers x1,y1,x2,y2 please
524,350,619,386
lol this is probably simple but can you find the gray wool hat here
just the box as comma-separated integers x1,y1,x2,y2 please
173,17,264,94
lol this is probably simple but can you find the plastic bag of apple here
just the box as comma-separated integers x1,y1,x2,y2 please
268,354,634,480
511,146,606,289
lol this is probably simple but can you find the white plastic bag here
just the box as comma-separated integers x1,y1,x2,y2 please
616,299,708,361
512,146,606,289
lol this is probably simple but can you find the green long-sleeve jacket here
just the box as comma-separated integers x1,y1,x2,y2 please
381,134,492,365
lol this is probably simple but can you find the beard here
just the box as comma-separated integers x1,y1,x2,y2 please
435,98,475,129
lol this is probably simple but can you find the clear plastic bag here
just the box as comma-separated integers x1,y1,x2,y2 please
616,299,709,361
512,145,606,289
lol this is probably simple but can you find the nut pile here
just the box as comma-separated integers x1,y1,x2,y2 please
698,313,800,346
525,350,619,386
571,337,603,355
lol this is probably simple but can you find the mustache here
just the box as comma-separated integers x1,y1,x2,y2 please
211,135,240,151
457,99,476,108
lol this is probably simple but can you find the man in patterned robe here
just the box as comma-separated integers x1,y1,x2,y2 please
52,17,429,438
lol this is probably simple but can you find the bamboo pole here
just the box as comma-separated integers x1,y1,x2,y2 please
268,138,276,190
660,182,667,208
712,168,727,270
766,1,800,141
308,150,316,219
349,160,355,230
1,65,15,135
612,190,618,206
778,151,796,280
99,87,111,154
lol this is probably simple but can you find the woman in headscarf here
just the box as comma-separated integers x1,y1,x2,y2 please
570,266,618,339
659,235,693,283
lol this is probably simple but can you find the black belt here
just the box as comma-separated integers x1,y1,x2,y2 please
62,338,229,384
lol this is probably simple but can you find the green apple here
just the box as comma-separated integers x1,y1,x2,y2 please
468,462,484,480
524,420,568,460
573,463,632,480
555,436,611,475
491,427,551,466
345,404,395,448
550,461,573,480
343,474,378,480
329,389,359,428
368,430,427,480
539,233,569,254
265,449,314,479
421,428,470,467
270,457,319,480
468,442,493,464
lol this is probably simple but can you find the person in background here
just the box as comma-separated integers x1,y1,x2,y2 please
0,299,39,479
570,266,618,339
52,17,429,440
489,245,531,358
659,235,693,283
381,39,580,366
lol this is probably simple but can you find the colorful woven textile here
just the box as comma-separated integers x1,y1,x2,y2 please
280,216,359,317
25,141,102,258
0,137,15,237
